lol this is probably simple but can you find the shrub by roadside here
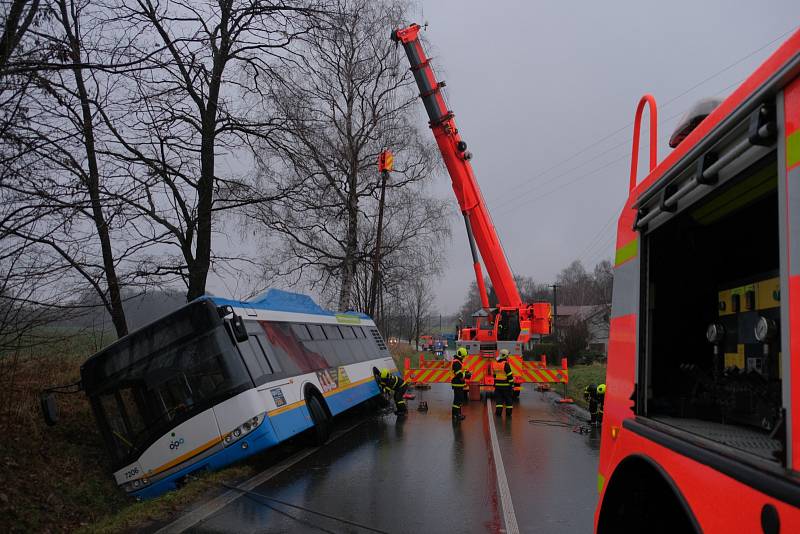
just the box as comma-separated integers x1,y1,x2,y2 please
389,342,419,370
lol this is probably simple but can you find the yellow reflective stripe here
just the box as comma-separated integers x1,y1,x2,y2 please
615,237,638,266
268,399,305,416
322,376,373,398
147,435,222,478
788,129,800,169
335,314,361,324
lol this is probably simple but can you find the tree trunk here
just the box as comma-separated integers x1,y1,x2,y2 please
0,0,39,75
62,0,128,337
188,120,215,301
367,170,387,317
338,186,358,310
187,44,225,301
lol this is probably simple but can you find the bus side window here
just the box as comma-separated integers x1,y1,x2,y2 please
303,324,339,367
322,324,341,340
358,327,375,357
291,323,311,341
341,326,368,361
238,335,275,383
307,324,325,341
324,324,354,364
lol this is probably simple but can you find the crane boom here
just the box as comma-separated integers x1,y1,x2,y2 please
392,24,522,308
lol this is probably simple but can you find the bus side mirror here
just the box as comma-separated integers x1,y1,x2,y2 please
40,393,58,426
230,313,249,343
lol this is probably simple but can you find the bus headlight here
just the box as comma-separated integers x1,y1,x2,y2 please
223,412,266,447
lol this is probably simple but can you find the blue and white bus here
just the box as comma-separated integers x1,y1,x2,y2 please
78,289,394,500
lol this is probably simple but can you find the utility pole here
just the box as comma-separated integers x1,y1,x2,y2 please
368,150,392,318
550,284,560,359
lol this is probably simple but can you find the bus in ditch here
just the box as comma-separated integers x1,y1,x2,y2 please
70,289,393,499
596,29,800,531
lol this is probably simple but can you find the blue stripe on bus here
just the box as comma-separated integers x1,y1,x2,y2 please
326,379,381,416
131,377,380,499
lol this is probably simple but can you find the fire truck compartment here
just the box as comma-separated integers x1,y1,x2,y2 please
642,153,785,463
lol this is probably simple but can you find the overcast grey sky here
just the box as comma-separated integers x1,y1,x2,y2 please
411,0,797,314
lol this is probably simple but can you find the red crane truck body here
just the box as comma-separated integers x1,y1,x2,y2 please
392,24,551,367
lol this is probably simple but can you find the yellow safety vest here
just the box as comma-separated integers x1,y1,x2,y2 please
493,361,509,384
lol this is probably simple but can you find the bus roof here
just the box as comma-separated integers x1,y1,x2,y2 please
201,288,370,320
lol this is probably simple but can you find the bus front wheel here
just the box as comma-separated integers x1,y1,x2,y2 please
307,395,331,445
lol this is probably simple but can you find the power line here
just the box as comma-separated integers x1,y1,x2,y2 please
482,25,797,208
575,200,627,265
493,71,748,215
583,232,618,268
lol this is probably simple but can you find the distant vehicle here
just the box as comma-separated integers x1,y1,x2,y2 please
67,289,393,499
419,335,434,351
388,336,399,345
596,30,800,532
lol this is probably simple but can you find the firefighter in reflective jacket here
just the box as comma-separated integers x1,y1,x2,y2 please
378,368,408,416
596,383,606,424
451,347,469,421
583,383,606,425
493,349,514,416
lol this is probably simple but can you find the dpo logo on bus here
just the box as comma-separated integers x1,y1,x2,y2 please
168,432,185,450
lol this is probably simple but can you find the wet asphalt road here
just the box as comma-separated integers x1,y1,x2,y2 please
186,386,601,534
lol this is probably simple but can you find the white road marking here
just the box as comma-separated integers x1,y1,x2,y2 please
487,402,520,534
156,421,365,534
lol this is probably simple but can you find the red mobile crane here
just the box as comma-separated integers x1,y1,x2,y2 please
392,24,552,352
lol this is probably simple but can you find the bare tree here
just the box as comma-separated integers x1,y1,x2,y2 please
0,0,39,75
351,187,449,318
403,275,434,350
593,259,613,304
560,314,590,365
96,0,324,301
0,0,143,336
251,0,440,310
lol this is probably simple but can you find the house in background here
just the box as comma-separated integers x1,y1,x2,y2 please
555,304,611,355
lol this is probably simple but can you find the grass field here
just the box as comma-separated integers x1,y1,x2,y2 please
0,329,269,533
564,363,607,409
388,342,421,369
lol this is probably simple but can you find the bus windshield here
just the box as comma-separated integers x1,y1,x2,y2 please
82,303,252,467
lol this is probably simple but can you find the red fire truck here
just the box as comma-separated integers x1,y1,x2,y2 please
596,29,800,532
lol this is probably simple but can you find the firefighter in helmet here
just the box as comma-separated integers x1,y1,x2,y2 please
583,383,606,425
451,347,470,421
378,368,408,416
493,349,515,416
596,383,606,424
